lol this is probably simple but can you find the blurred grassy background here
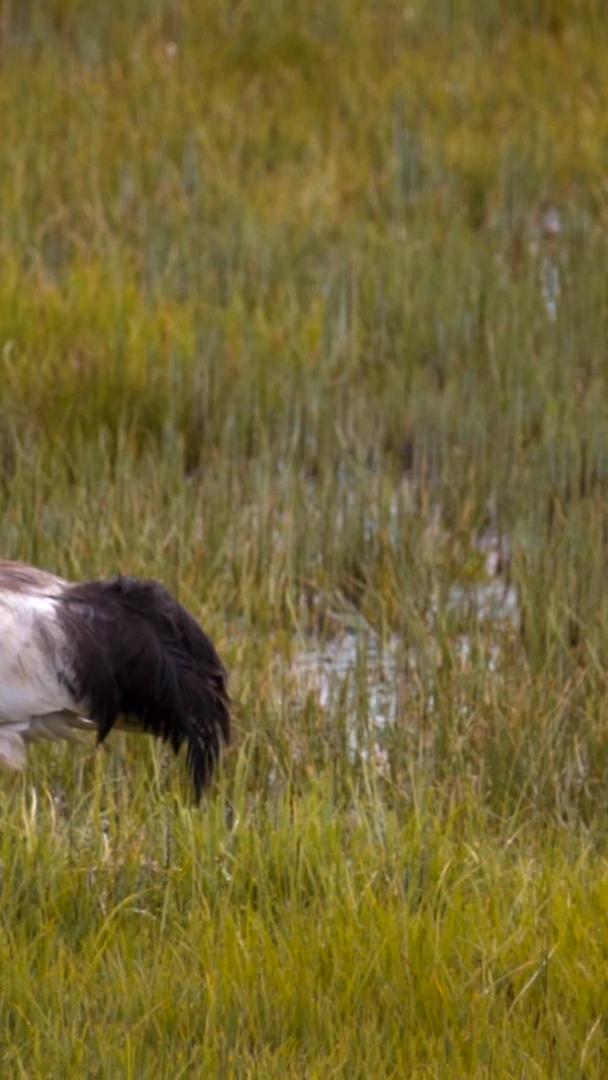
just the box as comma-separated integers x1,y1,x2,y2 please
1,1,608,1075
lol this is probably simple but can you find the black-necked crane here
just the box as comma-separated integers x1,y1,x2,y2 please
0,560,230,799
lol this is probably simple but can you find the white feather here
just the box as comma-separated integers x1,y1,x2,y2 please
0,558,230,796
0,591,74,720
0,580,92,772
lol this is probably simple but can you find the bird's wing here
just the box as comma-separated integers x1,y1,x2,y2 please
0,590,79,723
0,560,67,594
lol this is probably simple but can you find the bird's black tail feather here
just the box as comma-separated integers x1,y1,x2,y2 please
58,576,230,800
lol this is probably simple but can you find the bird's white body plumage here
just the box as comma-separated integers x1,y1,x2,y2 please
0,569,95,769
0,559,230,797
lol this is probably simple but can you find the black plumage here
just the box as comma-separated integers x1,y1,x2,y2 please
59,576,230,800
0,560,230,799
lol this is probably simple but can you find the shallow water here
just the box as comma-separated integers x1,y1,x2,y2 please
292,629,401,730
448,532,519,628
290,530,519,740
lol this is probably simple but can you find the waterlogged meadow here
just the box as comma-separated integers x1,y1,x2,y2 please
1,1,608,1075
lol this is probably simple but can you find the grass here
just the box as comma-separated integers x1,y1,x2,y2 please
1,0,608,1074
3,776,608,1076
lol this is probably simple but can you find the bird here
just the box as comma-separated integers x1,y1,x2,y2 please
0,559,230,800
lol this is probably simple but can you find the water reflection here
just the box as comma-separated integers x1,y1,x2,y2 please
290,532,519,740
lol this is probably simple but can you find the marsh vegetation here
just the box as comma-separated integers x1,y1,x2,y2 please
1,1,608,1074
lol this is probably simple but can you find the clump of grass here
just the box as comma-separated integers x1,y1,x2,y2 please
1,0,608,1074
2,771,608,1077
